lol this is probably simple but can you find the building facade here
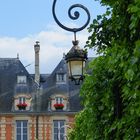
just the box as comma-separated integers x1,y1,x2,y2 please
0,42,83,140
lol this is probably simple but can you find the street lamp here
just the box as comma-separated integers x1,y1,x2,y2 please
52,0,90,85
65,40,87,85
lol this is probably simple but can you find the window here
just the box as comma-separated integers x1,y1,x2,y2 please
53,120,65,140
16,120,28,140
20,97,26,103
14,95,31,111
17,76,27,84
58,74,64,81
56,97,63,104
50,96,67,111
56,74,66,83
16,97,27,111
19,97,26,104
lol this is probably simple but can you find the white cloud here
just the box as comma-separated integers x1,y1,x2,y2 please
0,25,96,74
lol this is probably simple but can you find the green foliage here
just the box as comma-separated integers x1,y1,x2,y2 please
69,0,140,139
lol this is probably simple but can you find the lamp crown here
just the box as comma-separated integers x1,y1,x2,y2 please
72,40,79,46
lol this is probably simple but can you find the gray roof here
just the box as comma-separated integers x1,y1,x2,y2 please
0,57,94,114
0,58,36,112
41,58,82,112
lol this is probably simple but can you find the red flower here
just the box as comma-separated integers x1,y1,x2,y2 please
54,103,64,109
17,103,27,107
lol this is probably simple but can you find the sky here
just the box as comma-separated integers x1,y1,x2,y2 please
0,0,106,74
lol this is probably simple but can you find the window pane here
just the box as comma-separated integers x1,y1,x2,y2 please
60,128,64,133
60,98,62,103
17,128,21,134
56,97,59,103
54,121,58,127
54,134,58,140
23,97,26,103
60,121,64,126
60,134,64,140
19,97,22,103
23,121,27,127
17,135,21,140
16,121,21,127
23,128,27,134
23,134,27,140
54,128,58,133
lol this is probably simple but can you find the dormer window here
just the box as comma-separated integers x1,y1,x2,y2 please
16,97,27,110
56,74,66,84
50,95,68,111
56,97,63,104
57,74,64,81
19,97,26,104
17,76,27,84
14,95,31,111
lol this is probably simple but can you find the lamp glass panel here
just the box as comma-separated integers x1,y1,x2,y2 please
68,60,83,79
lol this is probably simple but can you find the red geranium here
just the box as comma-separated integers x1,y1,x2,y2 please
54,103,64,109
17,103,27,107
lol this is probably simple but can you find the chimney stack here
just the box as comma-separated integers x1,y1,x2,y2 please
34,41,40,85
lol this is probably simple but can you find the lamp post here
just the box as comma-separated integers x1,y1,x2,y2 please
52,0,90,85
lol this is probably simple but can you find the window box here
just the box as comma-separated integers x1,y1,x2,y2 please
54,103,64,110
17,103,27,110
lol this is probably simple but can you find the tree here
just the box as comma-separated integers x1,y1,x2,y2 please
69,0,140,139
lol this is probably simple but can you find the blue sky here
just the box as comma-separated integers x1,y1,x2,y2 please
0,0,52,37
0,0,106,73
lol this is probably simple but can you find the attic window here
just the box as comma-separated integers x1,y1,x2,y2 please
56,97,63,104
16,97,27,110
19,97,26,103
14,95,32,111
17,76,27,84
56,74,66,83
54,97,64,110
50,95,68,111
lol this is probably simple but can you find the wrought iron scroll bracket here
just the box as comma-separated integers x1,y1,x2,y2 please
52,0,90,41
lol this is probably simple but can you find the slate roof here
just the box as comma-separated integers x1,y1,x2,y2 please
40,57,85,112
0,57,94,114
0,58,36,113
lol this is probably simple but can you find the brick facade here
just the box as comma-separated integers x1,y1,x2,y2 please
0,115,75,140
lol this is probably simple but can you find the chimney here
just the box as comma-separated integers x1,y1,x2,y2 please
34,41,40,85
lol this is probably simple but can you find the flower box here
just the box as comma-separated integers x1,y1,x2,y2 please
17,103,27,110
53,103,64,110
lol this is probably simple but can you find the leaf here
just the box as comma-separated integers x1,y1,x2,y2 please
125,69,135,81
97,15,102,20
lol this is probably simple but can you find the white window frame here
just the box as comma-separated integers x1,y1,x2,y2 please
53,120,65,140
19,97,26,104
17,76,27,84
55,97,63,104
56,74,66,84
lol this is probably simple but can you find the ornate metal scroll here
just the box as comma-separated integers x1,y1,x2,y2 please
52,0,90,40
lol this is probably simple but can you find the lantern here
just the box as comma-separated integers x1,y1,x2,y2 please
65,40,87,85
